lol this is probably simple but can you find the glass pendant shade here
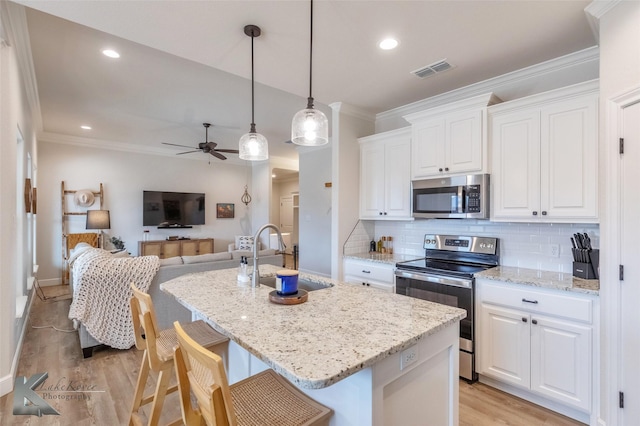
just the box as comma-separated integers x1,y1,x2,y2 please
291,106,329,146
239,130,268,161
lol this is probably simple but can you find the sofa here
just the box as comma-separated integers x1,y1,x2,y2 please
76,250,284,357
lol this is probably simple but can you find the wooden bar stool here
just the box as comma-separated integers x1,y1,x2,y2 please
173,321,333,426
129,283,229,426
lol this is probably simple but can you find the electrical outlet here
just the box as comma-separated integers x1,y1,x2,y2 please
400,345,418,370
549,244,560,258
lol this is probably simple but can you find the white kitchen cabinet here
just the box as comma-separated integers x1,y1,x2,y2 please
343,258,395,293
490,80,598,223
404,93,500,179
476,278,594,415
359,128,412,220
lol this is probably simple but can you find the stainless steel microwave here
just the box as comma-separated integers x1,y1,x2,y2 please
412,174,490,219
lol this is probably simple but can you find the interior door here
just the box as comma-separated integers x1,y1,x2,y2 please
280,196,293,254
621,100,640,424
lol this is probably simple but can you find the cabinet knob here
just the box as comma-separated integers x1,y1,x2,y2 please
379,212,383,215
532,211,538,216
383,212,388,215
445,167,449,172
541,211,547,216
532,319,538,325
522,317,528,323
439,168,443,172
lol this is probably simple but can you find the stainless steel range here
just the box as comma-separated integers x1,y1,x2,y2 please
395,234,499,382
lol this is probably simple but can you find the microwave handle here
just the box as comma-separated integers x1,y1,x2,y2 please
457,186,464,213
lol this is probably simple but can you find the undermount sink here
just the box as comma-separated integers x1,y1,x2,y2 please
259,276,333,292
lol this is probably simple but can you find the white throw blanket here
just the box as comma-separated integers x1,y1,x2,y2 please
69,248,160,349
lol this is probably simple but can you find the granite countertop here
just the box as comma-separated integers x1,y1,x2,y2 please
343,252,424,265
161,264,465,389
476,266,599,296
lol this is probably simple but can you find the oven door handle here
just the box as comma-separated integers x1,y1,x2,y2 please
395,269,473,289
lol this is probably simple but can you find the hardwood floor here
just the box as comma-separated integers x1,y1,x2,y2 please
0,285,585,425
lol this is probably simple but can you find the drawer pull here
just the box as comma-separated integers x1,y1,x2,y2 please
362,270,371,274
532,319,538,325
522,317,528,323
522,298,538,304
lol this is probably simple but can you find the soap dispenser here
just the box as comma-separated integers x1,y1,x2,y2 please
238,256,249,282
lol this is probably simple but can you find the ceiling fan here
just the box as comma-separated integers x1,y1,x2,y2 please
163,123,239,160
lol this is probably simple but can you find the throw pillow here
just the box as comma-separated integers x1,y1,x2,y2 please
159,256,184,266
235,235,254,251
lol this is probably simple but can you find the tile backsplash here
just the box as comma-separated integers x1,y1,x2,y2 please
345,219,599,273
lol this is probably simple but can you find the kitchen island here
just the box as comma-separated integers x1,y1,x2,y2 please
161,264,466,425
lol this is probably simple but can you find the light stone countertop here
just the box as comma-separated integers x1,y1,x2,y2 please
343,252,424,265
476,266,599,296
161,264,465,389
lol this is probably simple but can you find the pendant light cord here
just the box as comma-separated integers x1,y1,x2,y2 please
307,0,315,109
250,29,256,133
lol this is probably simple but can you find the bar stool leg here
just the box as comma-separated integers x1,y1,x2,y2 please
147,363,175,426
130,351,150,425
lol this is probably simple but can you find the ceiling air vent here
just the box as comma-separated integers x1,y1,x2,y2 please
411,59,454,79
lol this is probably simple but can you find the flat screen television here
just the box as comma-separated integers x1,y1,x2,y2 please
143,191,205,227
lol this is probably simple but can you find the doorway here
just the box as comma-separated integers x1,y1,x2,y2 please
271,168,299,256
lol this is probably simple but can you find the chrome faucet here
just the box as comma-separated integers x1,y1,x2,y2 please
251,223,286,288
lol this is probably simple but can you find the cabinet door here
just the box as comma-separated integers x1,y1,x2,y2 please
491,110,541,220
411,118,445,178
530,315,592,411
198,239,214,255
384,137,412,218
181,240,199,256
162,241,181,259
540,95,598,221
140,241,162,257
446,110,482,174
360,142,386,218
477,303,531,389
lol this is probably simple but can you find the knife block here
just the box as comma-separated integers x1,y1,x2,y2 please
572,249,599,280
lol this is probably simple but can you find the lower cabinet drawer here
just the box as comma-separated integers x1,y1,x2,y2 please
344,259,394,283
478,279,593,324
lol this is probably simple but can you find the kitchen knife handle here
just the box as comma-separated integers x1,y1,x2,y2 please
522,298,539,304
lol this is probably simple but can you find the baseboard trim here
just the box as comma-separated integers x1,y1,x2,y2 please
38,277,62,287
478,375,591,424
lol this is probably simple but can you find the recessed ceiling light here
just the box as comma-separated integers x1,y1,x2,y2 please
81,125,92,130
102,49,120,59
379,38,398,50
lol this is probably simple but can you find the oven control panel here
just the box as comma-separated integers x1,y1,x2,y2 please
423,234,498,255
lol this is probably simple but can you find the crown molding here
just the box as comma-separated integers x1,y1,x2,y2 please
585,0,623,42
377,46,599,123
4,2,42,130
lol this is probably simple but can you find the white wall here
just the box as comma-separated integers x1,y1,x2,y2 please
299,146,332,276
0,2,39,396
37,142,256,285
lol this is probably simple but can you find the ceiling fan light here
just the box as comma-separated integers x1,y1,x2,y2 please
291,107,329,146
239,132,268,161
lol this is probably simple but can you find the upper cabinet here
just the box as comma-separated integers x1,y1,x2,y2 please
490,80,599,223
404,93,501,179
359,128,412,220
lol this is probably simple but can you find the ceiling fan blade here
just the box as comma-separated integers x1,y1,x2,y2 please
163,142,198,149
205,141,218,150
210,151,227,160
214,149,240,154
176,150,201,155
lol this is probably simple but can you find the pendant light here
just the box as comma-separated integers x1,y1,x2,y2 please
291,0,328,146
239,25,268,161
